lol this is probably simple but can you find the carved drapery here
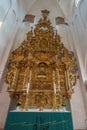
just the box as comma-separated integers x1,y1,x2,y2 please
5,10,79,110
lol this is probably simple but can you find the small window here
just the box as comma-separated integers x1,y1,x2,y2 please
75,0,81,7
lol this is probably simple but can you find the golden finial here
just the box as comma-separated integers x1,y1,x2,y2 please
41,9,50,20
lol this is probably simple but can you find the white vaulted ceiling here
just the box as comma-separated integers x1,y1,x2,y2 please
17,0,75,20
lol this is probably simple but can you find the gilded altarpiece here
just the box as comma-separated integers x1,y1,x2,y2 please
5,10,78,110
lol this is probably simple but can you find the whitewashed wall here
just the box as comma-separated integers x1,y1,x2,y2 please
0,0,19,84
70,0,87,129
71,80,87,130
73,0,87,81
79,0,87,80
0,0,20,129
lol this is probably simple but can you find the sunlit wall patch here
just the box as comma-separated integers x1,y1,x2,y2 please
75,0,81,7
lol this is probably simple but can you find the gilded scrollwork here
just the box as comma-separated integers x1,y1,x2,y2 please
5,10,79,110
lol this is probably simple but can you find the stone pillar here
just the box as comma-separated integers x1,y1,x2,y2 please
70,80,87,130
0,82,11,129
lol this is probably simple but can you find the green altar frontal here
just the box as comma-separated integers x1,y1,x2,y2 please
5,112,74,130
